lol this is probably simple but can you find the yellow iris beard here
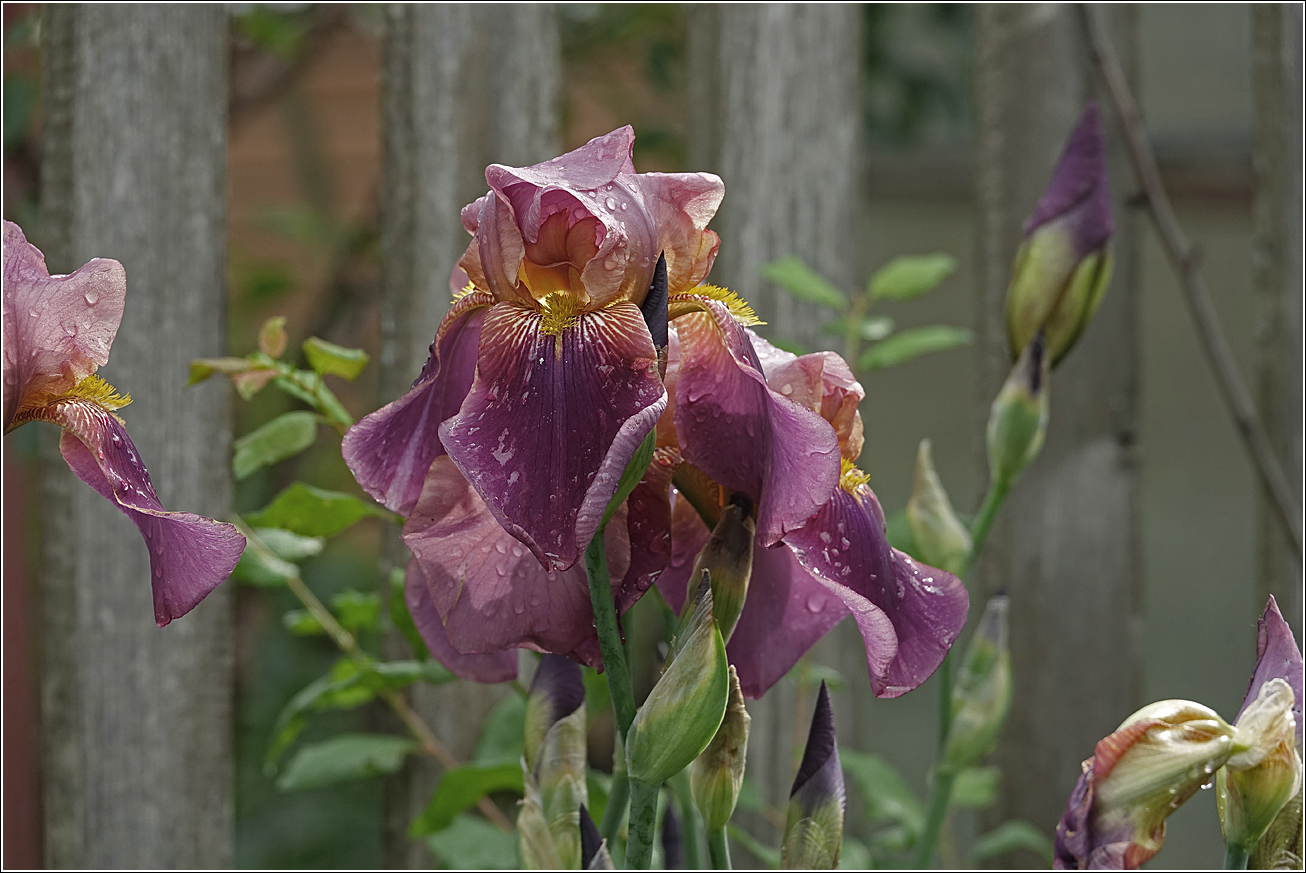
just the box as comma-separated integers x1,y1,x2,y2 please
840,457,870,494
55,373,132,411
669,285,763,327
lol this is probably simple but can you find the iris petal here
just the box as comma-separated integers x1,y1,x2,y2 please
51,400,244,626
404,559,520,684
440,302,666,571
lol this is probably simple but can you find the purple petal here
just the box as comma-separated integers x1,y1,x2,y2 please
50,400,244,626
440,302,666,572
752,335,865,462
1025,102,1113,258
404,560,519,683
785,485,969,698
637,172,724,294
3,220,126,430
658,495,848,699
1237,596,1305,748
791,682,846,816
673,303,840,547
342,291,490,515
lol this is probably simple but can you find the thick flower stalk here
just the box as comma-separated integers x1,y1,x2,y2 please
3,220,244,626
344,127,722,674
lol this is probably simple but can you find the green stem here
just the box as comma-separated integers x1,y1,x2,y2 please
600,743,630,848
935,651,953,754
964,477,1011,577
625,778,661,869
1224,844,1250,870
585,535,637,738
912,770,957,869
670,770,702,870
707,826,732,869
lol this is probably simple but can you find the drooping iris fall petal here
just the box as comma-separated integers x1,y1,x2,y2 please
404,559,520,683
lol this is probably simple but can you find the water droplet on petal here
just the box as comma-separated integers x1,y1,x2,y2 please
605,196,617,211
84,290,99,305
805,595,824,613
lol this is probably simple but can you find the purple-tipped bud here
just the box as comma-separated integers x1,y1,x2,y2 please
1218,679,1302,856
662,801,683,869
1238,597,1304,751
524,654,586,774
521,654,588,868
579,805,615,870
782,682,845,869
1006,102,1114,366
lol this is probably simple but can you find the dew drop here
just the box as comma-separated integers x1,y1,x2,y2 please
84,290,99,305
805,595,824,613
605,196,617,210
818,531,832,544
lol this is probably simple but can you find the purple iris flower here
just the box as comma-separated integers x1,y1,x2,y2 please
3,220,245,626
658,320,969,699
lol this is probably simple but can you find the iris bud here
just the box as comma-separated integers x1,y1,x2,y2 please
1219,679,1302,855
690,666,750,831
940,596,1013,774
680,493,755,644
906,439,972,577
987,333,1050,488
520,655,588,869
781,682,845,869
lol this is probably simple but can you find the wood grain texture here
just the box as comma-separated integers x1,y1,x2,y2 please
379,5,560,865
972,4,1142,860
1251,4,1304,639
38,6,233,867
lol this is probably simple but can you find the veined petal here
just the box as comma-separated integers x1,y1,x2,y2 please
672,301,840,547
404,560,519,683
637,172,724,294
48,400,244,626
3,220,126,430
784,483,968,698
342,290,491,515
440,302,666,571
751,333,865,462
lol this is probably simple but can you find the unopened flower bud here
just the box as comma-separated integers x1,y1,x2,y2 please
940,596,1012,774
1249,784,1303,871
681,493,755,644
782,682,845,870
521,655,588,869
691,666,750,830
1219,679,1303,854
627,582,729,785
1006,102,1114,366
987,333,1049,487
579,806,615,870
906,439,972,576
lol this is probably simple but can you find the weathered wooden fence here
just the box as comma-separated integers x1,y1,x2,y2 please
28,4,1301,868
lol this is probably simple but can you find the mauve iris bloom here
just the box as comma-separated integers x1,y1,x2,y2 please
659,324,969,699
3,220,245,626
343,127,721,676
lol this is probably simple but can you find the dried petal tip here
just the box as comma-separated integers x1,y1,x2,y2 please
783,682,845,869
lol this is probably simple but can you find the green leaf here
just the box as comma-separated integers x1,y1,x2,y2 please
282,609,325,636
967,819,1054,866
822,314,895,341
390,567,430,659
187,356,254,387
409,760,524,836
259,315,288,359
857,325,973,372
232,528,323,588
472,694,527,764
246,482,390,537
868,253,957,301
258,527,326,561
426,814,520,870
232,410,319,479
330,590,381,634
727,823,780,869
952,765,1001,808
599,429,656,532
838,836,872,870
761,255,848,310
303,336,370,381
276,733,417,791
840,750,925,837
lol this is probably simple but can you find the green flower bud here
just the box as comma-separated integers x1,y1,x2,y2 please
680,493,755,644
627,581,729,785
691,665,750,830
941,596,1013,774
1249,784,1303,870
521,655,588,869
905,439,972,577
987,334,1050,488
782,682,845,869
1219,679,1303,854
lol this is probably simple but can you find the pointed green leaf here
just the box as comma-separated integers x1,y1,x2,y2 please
761,255,849,310
840,750,925,837
822,314,895,341
472,693,527,764
187,356,253,386
330,590,380,634
426,814,520,869
868,253,957,301
276,733,417,791
259,315,288,358
231,528,323,588
304,336,370,381
952,765,1001,809
232,410,319,479
408,760,524,837
857,326,972,372
967,819,1054,866
600,430,656,532
246,481,390,537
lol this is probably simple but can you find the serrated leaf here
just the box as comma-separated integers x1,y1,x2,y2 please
259,315,288,358
303,336,370,381
330,590,380,634
390,567,430,659
952,765,1000,808
840,750,925,837
276,733,417,791
858,326,973,372
967,819,1054,866
761,255,848,310
472,694,527,764
426,814,520,870
232,410,319,479
246,482,390,537
282,609,325,636
408,760,524,836
868,253,957,301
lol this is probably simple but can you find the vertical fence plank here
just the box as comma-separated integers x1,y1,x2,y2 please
380,4,560,864
972,5,1141,854
38,6,232,867
687,2,863,849
1251,4,1304,640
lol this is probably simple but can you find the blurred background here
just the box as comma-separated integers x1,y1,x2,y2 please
3,3,1300,869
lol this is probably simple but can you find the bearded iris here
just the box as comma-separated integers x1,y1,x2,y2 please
3,220,245,626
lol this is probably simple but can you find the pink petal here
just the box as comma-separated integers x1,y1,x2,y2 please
3,220,126,430
439,302,666,572
637,172,724,294
752,335,865,462
404,560,519,683
1237,596,1304,748
51,401,244,626
342,291,491,515
672,303,840,547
